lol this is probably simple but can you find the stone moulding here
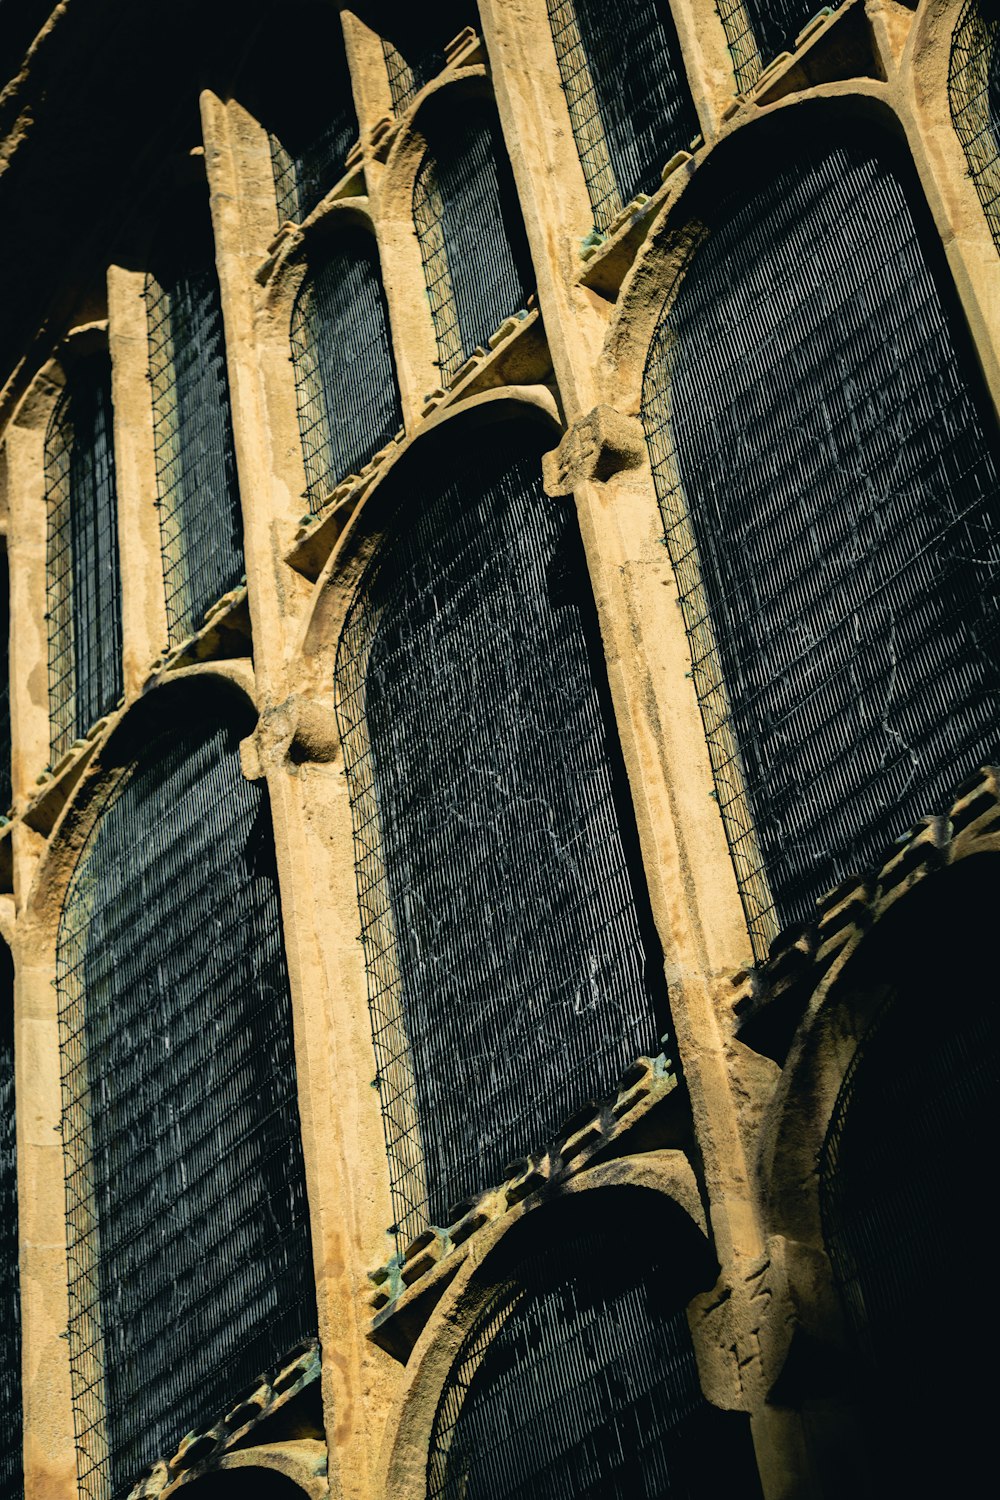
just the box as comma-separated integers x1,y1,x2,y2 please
732,764,1000,1061
366,1050,683,1360
127,1338,322,1500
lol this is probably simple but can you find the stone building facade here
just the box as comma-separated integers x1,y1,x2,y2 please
0,0,997,1496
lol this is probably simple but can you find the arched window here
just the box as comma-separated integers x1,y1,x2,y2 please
950,0,1000,252
45,351,123,760
0,944,21,1496
240,1,359,226
819,860,999,1491
642,128,1000,956
427,1200,761,1498
57,687,316,1497
290,226,403,512
146,197,244,642
718,0,843,93
546,0,698,230
414,98,535,385
0,547,10,812
381,1,477,115
335,422,668,1248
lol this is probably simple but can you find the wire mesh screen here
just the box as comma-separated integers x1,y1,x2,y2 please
642,132,1000,960
57,692,316,1500
413,99,535,384
0,944,22,1497
335,424,668,1250
819,913,1000,1490
45,354,123,762
290,227,403,512
950,0,1000,253
546,0,699,230
0,549,11,813
427,1216,762,1498
146,213,244,643
717,0,842,94
381,2,477,115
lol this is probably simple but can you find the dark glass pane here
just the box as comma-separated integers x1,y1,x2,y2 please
429,1218,761,1499
643,132,1000,953
147,209,244,641
46,354,123,759
548,0,699,229
0,945,22,1497
336,425,668,1248
57,694,316,1499
414,99,534,383
291,227,403,511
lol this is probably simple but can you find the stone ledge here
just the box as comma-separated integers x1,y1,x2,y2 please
732,765,1000,1061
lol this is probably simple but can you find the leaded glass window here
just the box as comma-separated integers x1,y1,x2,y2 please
146,205,244,642
291,227,403,512
428,1206,761,1498
45,353,123,760
335,422,668,1249
642,129,1000,957
547,0,698,229
57,687,316,1500
414,97,534,384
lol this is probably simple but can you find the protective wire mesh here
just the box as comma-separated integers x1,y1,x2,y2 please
335,424,669,1250
717,0,841,94
45,354,123,762
290,227,403,511
642,132,1000,959
413,99,535,384
819,898,1000,1491
0,945,22,1497
381,2,477,115
146,211,244,643
427,1217,762,1499
0,548,11,813
950,0,1000,253
546,0,699,230
266,11,358,226
57,694,316,1500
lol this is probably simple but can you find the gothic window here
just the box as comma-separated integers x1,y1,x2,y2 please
335,422,668,1249
413,96,535,385
546,0,699,229
381,1,477,115
146,197,244,642
950,0,1000,252
0,944,21,1497
57,687,316,1499
291,226,403,512
642,128,1000,956
45,352,123,760
427,1203,761,1499
718,0,843,94
819,862,999,1492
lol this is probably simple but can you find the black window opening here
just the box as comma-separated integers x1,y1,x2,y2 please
291,227,403,513
642,127,1000,960
146,201,244,643
335,423,669,1251
427,1201,762,1499
547,0,699,231
380,1,478,115
45,353,123,762
819,861,1000,1494
252,2,358,226
717,0,843,94
413,96,535,385
57,689,316,1500
950,0,1000,252
0,549,11,813
0,945,22,1498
